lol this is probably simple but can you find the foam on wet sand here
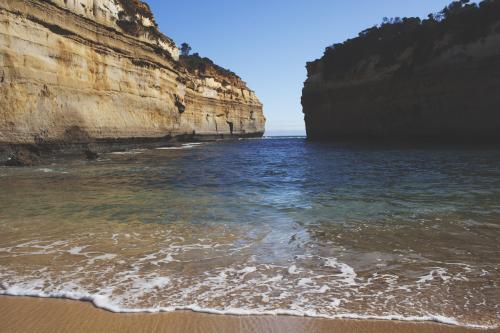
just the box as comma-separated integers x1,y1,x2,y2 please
0,296,497,333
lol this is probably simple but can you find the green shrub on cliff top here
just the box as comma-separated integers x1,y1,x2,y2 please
179,52,246,89
310,0,500,80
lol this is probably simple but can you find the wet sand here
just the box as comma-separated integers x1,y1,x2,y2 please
0,296,497,333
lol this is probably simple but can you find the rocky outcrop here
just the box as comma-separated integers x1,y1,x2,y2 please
0,0,265,152
302,0,500,142
5,146,40,166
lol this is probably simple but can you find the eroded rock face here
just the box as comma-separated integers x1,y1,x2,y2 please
302,1,500,142
0,0,265,146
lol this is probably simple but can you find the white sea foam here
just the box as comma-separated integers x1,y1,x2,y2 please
132,277,170,294
330,298,342,307
0,285,495,329
417,268,451,284
238,267,257,274
324,258,357,285
0,233,496,330
318,285,330,293
88,253,116,264
156,143,204,150
109,149,147,155
288,265,298,275
263,136,306,140
37,168,69,174
0,252,496,330
151,254,175,265
68,246,87,255
297,278,313,287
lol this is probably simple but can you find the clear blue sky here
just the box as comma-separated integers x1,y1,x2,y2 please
146,0,455,134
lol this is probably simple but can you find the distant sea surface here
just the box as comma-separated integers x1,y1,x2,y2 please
0,138,499,328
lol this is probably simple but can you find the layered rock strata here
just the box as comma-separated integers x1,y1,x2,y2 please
0,0,265,155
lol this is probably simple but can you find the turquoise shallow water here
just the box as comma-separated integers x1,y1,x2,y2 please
0,138,499,327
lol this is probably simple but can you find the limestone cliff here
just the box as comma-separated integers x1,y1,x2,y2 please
0,0,265,148
302,0,500,142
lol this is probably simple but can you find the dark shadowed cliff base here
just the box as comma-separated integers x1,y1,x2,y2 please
1,297,497,333
302,0,500,142
0,132,264,166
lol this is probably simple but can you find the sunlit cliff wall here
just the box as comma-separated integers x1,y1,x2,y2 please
0,0,265,145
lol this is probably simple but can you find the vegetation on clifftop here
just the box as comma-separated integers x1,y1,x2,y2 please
115,0,176,49
308,0,500,80
179,51,247,89
114,2,245,89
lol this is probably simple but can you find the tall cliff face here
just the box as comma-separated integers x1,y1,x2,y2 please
302,0,500,142
0,0,265,146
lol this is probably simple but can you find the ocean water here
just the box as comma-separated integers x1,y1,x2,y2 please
0,138,499,328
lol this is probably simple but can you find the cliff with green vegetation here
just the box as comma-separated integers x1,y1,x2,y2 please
0,0,265,164
302,0,500,141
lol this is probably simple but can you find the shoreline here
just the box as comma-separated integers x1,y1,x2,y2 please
0,296,497,333
0,132,264,166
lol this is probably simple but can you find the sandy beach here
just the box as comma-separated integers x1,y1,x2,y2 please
0,296,497,333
